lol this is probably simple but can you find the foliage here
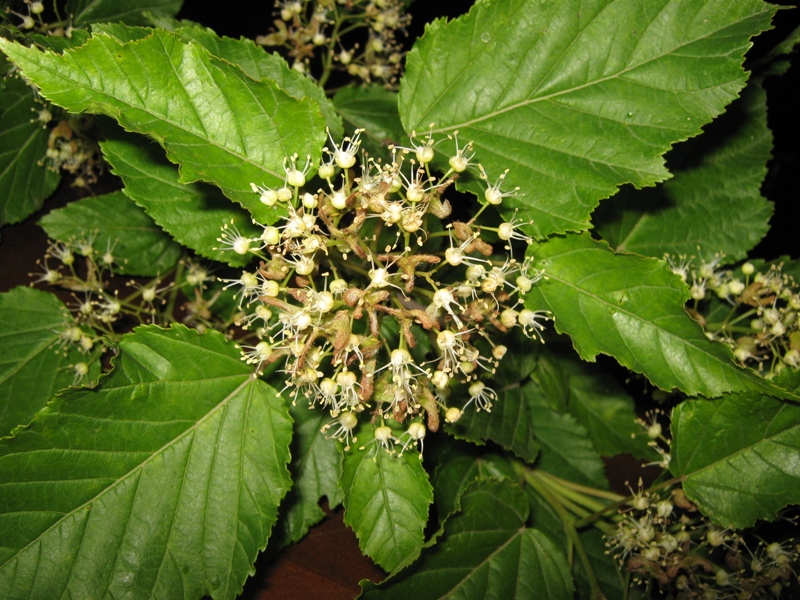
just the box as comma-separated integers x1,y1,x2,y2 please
0,0,798,598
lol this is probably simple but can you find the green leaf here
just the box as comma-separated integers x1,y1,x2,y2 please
524,232,791,399
399,0,776,238
527,351,569,411
100,128,258,267
29,30,92,53
560,354,657,460
595,81,773,262
38,190,182,276
0,76,59,226
333,85,405,161
670,371,800,528
269,401,343,551
527,398,609,489
495,330,541,385
0,30,326,224
526,487,625,600
169,25,343,140
68,0,183,26
340,427,433,573
0,287,98,437
431,441,517,522
0,324,293,598
448,380,541,463
360,479,574,600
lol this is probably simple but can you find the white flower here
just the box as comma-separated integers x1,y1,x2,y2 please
321,411,359,450
464,380,497,412
447,130,474,173
325,128,364,170
215,220,254,255
479,166,519,206
397,422,426,458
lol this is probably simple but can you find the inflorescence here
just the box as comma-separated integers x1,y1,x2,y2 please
256,0,410,86
607,482,800,599
665,254,800,376
222,128,550,456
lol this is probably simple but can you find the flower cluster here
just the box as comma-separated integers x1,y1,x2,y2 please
42,116,105,188
256,0,410,86
225,129,549,456
4,0,45,31
607,484,800,598
666,254,800,376
31,235,223,360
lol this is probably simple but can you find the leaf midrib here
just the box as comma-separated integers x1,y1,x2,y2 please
447,526,526,596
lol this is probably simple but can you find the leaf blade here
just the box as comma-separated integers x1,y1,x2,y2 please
0,77,59,226
0,31,326,223
670,371,800,528
38,190,182,276
340,428,432,573
524,233,791,398
68,0,183,26
399,0,777,238
0,287,97,437
0,324,292,599
596,81,773,261
361,479,574,600
99,127,258,267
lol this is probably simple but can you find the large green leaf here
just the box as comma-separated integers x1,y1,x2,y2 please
559,354,657,460
595,81,773,261
38,190,182,276
0,287,98,438
340,426,433,573
399,0,776,238
0,76,59,226
68,0,183,26
670,370,800,528
100,128,258,267
524,232,791,399
0,324,293,599
269,401,343,551
0,30,326,224
91,23,341,140
527,399,609,489
360,479,574,599
168,26,343,140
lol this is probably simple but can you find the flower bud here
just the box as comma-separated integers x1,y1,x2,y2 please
445,407,463,423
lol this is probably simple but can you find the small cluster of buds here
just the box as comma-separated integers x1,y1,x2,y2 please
5,0,45,30
607,483,800,598
223,128,549,456
256,0,410,86
666,255,800,375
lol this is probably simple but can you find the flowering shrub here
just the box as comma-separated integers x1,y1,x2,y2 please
0,0,799,598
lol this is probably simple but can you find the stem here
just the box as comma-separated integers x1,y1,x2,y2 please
525,469,607,600
537,471,625,503
163,260,185,320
